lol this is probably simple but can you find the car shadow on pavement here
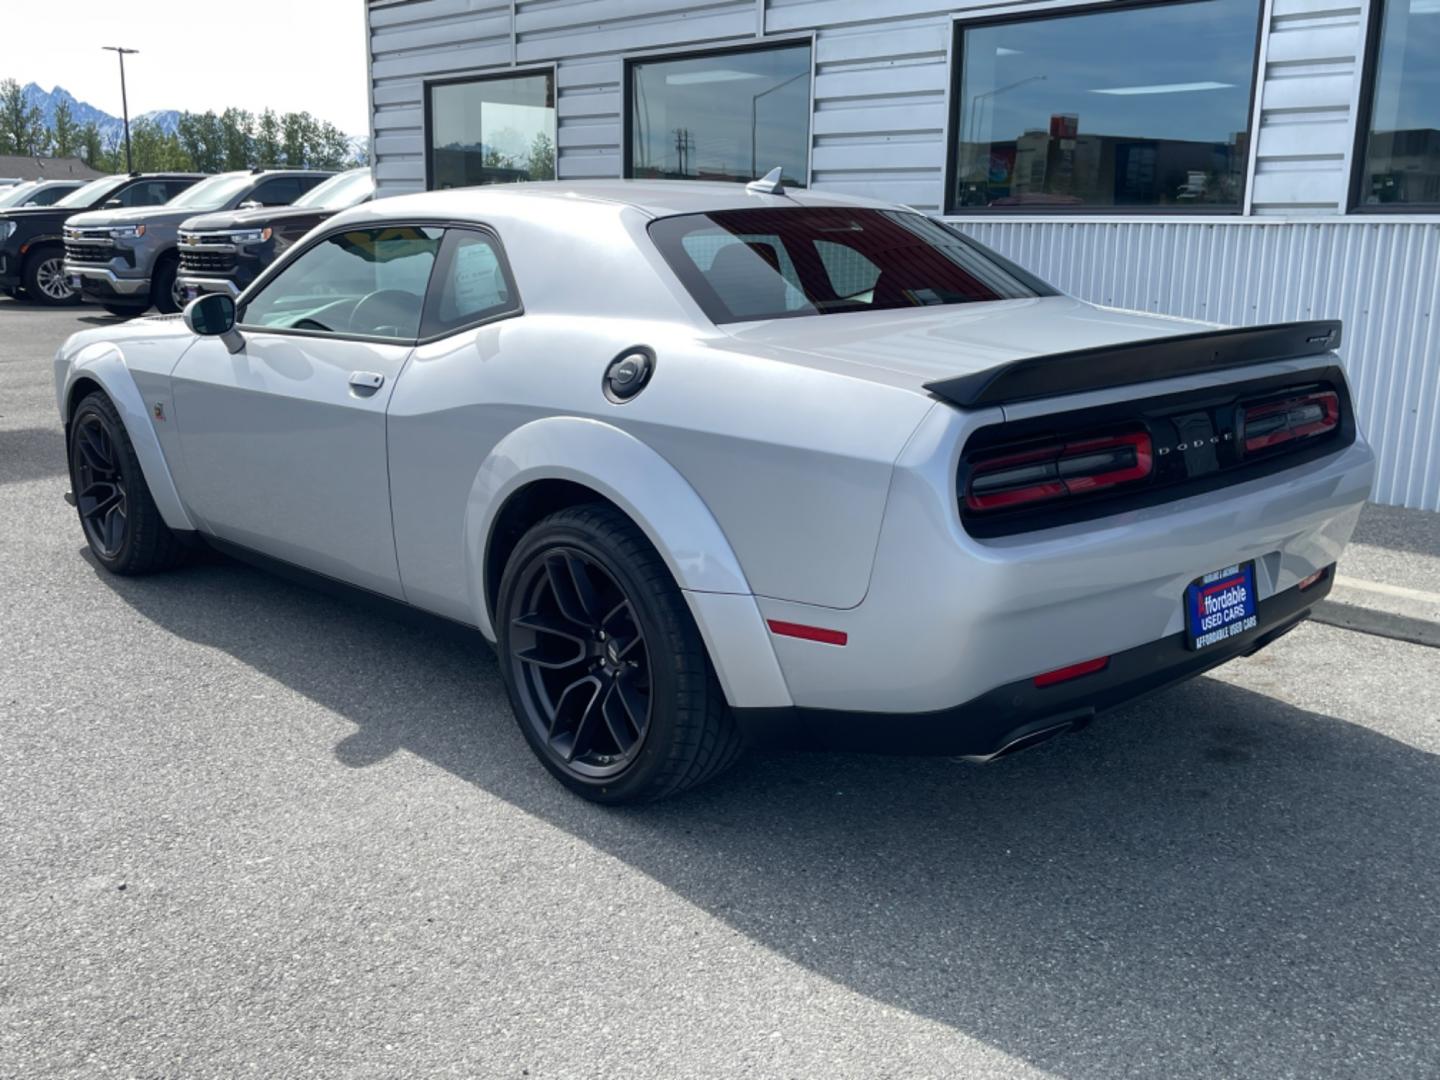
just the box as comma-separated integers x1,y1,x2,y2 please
92,552,1440,1079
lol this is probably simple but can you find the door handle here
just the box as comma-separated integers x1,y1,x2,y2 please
349,371,385,393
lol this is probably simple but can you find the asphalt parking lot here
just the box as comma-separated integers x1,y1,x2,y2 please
2,297,1438,1079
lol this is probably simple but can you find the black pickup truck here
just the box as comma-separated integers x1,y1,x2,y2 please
0,173,202,304
177,168,375,300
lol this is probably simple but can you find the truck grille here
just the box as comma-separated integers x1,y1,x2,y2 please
179,250,237,275
64,240,113,266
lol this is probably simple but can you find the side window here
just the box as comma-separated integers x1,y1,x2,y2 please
239,225,443,340
163,180,198,201
117,181,170,207
421,229,520,337
249,177,303,206
298,175,328,194
31,186,71,206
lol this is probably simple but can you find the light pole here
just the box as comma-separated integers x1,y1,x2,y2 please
102,46,139,173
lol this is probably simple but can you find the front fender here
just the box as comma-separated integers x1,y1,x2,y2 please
59,342,196,532
466,416,792,709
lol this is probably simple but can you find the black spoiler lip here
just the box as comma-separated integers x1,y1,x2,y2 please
924,320,1343,409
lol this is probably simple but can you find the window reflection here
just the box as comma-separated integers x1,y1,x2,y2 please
429,73,557,190
630,43,811,185
951,0,1261,211
1359,0,1440,207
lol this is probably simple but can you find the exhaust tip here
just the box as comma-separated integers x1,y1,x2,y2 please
952,709,1093,764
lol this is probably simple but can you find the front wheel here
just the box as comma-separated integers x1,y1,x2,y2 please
496,504,744,803
151,256,184,315
22,247,77,306
68,392,187,575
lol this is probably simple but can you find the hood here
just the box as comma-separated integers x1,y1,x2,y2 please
0,204,73,222
64,313,192,349
721,296,1219,393
179,204,331,233
65,204,199,229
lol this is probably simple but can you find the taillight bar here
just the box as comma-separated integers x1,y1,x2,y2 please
966,431,1152,512
1238,390,1339,454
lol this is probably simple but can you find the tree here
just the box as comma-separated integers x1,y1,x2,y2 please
220,108,254,169
255,109,281,168
0,78,47,156
51,98,79,158
177,110,225,173
526,132,555,181
129,118,187,172
310,119,352,170
78,122,104,169
280,111,310,168
99,127,124,173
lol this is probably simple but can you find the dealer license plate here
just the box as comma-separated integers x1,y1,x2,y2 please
68,275,82,289
1185,561,1258,650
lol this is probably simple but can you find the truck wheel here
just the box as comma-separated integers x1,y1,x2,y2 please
151,255,184,314
496,503,744,803
22,246,77,306
68,391,187,575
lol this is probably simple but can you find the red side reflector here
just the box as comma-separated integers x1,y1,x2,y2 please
1298,566,1329,591
766,620,848,646
1033,656,1110,688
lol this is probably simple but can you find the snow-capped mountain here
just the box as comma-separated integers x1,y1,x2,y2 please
22,83,180,143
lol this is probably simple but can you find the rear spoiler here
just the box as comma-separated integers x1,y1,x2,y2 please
924,320,1343,409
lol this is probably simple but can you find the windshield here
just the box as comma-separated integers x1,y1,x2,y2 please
165,173,255,211
294,169,374,211
0,183,39,208
648,208,1053,324
56,175,128,209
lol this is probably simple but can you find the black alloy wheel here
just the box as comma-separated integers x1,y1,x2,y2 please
508,547,654,780
24,248,77,305
496,504,744,803
67,392,186,575
71,410,129,559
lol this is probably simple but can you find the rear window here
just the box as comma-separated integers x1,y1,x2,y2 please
648,207,1052,324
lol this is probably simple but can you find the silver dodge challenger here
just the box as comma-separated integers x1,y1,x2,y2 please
54,178,1375,802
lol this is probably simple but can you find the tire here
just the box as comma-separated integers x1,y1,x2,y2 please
68,391,186,575
2,286,17,298
103,303,143,318
151,255,183,314
496,503,744,804
21,245,78,306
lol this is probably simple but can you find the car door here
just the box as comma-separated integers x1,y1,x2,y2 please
170,223,444,598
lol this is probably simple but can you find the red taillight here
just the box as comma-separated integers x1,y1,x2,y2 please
966,431,1152,512
1239,390,1339,454
1298,566,1329,591
1033,656,1110,688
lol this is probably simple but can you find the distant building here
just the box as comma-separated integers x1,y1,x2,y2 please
0,156,104,183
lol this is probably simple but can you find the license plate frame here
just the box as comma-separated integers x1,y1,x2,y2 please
1185,561,1259,651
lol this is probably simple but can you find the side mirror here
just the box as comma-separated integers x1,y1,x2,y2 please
238,199,262,211
184,293,244,354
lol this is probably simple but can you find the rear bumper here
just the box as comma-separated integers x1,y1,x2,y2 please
736,569,1330,756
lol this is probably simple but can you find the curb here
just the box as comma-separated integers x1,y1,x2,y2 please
1312,575,1440,649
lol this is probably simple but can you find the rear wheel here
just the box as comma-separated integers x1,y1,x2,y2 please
22,246,77,306
496,503,743,803
68,392,186,575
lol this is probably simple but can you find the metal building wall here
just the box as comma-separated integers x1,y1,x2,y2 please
364,0,1438,510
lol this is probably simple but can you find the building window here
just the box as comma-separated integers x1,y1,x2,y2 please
426,71,556,191
628,42,812,185
1356,0,1440,209
948,0,1262,212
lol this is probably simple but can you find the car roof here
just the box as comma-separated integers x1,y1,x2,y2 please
357,179,903,221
